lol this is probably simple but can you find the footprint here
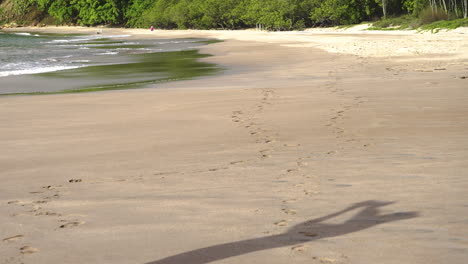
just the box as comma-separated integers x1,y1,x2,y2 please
59,221,85,229
154,172,177,176
284,143,301,147
35,211,61,216
299,231,319,237
291,244,307,252
259,149,271,158
274,220,289,226
20,246,39,254
282,199,297,204
68,179,82,183
2,235,24,242
43,185,61,190
304,189,319,195
43,194,60,200
318,257,338,263
208,167,228,172
7,200,20,205
282,209,297,215
297,161,308,167
230,161,244,165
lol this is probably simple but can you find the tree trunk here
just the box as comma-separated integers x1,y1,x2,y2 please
464,0,468,18
382,0,387,18
440,0,447,12
451,0,459,17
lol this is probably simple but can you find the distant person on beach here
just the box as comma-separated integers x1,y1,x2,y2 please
150,26,154,31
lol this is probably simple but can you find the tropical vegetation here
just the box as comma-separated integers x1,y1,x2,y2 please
0,0,467,30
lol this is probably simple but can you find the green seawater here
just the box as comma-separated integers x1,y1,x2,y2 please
39,50,220,94
0,32,222,95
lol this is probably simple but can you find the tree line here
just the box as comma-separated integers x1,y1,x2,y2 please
3,0,468,29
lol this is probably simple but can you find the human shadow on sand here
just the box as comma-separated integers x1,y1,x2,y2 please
145,200,418,264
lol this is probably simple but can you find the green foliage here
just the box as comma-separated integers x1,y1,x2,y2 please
370,14,417,29
419,17,468,32
72,0,128,26
125,0,168,28
12,0,31,16
4,0,468,29
250,0,290,30
402,0,426,15
47,0,74,23
310,0,381,26
370,12,467,32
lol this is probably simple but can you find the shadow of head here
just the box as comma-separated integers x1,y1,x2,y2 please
145,200,419,264
287,200,419,239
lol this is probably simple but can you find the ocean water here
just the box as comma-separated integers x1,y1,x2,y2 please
0,31,219,95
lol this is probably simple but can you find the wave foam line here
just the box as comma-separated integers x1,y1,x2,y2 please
0,66,82,77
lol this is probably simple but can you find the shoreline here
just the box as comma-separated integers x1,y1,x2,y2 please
3,25,468,61
1,26,467,264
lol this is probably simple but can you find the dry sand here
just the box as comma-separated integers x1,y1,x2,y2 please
1,26,468,264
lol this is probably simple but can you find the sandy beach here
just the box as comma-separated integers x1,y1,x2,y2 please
1,26,468,264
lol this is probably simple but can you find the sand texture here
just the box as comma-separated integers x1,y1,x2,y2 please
1,26,468,264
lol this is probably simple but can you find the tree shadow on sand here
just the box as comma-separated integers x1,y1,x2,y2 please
145,200,419,264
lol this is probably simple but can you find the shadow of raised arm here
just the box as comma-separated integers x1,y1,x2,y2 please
145,200,419,264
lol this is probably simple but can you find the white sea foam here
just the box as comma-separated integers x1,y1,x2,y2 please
96,51,119,55
41,58,59,62
14,32,32,36
157,40,196,44
71,60,90,63
104,35,132,39
49,34,132,44
0,66,81,77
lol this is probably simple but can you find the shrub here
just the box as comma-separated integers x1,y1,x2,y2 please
419,6,448,24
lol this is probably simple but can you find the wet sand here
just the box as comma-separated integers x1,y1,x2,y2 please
1,27,468,264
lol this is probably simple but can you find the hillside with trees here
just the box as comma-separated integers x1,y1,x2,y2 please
1,0,467,30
